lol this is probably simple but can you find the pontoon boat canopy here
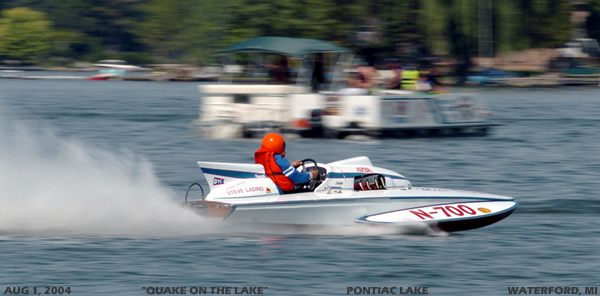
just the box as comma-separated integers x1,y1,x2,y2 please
219,36,351,57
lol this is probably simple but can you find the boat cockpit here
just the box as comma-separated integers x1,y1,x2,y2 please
294,158,387,193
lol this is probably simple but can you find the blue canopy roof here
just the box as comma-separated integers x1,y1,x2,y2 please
219,36,351,57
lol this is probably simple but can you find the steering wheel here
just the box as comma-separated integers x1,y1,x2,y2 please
299,158,320,191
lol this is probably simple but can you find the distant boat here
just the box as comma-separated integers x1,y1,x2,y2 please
92,60,149,72
0,70,24,78
87,60,150,80
85,72,122,81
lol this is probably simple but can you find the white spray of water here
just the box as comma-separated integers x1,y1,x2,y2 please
0,121,220,237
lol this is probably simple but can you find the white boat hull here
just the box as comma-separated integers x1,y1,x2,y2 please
184,157,517,233
186,188,516,232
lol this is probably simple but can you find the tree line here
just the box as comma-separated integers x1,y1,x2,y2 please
0,0,597,68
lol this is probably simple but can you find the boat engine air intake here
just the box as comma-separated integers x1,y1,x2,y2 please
354,174,386,191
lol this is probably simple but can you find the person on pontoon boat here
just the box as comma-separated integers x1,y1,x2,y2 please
254,133,318,193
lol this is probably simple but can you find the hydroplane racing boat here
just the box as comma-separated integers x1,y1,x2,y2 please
183,157,517,233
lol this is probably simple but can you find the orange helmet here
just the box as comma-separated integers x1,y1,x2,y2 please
261,133,286,154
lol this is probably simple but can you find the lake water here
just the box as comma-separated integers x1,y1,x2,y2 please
1,77,599,295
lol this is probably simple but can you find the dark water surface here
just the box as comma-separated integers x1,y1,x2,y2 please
1,78,599,295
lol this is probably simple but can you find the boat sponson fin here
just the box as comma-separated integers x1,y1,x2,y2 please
327,156,372,167
197,161,266,174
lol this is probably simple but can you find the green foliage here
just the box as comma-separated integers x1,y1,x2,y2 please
495,0,523,52
587,0,600,41
515,0,572,48
420,0,449,55
46,0,145,52
135,0,231,65
223,0,352,44
0,0,581,67
0,7,54,63
187,0,239,65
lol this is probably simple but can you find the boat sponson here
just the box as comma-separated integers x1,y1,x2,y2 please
183,200,234,218
434,206,517,232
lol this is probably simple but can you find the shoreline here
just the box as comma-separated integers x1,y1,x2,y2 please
1,68,598,87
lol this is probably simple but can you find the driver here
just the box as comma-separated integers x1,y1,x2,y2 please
255,133,318,193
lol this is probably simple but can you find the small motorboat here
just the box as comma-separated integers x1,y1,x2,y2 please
183,156,517,233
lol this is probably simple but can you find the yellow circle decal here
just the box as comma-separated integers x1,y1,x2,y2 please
478,207,491,213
